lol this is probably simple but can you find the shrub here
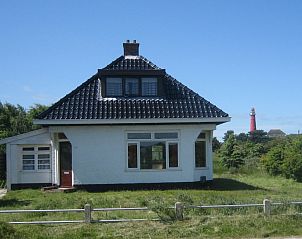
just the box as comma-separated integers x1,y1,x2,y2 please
0,221,23,239
262,147,284,176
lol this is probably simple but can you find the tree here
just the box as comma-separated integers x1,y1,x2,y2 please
248,130,269,144
0,102,48,153
236,133,248,142
223,130,234,142
262,146,284,176
212,137,221,152
219,133,244,168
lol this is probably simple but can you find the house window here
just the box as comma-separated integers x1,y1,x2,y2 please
106,78,122,96
195,133,207,168
21,145,51,171
142,78,157,96
125,78,139,96
169,143,178,167
140,142,166,169
128,143,138,168
127,132,179,170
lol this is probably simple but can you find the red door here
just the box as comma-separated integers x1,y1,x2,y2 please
59,141,72,187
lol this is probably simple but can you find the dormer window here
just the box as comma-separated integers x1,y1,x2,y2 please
142,78,157,96
125,78,139,96
105,77,158,97
106,78,122,96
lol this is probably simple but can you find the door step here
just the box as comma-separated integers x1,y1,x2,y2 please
41,186,76,193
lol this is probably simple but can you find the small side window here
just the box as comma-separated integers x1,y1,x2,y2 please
128,143,138,168
195,141,206,167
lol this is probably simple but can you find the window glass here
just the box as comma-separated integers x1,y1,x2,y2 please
38,154,50,159
169,143,178,167
38,146,50,151
125,78,139,96
128,143,137,168
38,159,50,170
142,78,157,96
140,142,166,169
155,132,178,139
23,147,34,151
127,133,151,139
23,160,35,170
21,145,51,171
195,141,206,167
106,78,122,96
23,155,35,159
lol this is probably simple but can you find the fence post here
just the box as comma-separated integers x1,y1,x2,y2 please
175,202,184,220
84,204,92,223
263,199,271,216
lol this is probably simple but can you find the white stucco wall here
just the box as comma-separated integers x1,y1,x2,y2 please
50,124,215,186
5,130,52,190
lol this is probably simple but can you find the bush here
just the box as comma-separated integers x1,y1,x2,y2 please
262,147,284,176
0,222,23,239
262,135,302,181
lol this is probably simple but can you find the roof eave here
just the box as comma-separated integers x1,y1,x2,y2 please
33,117,231,126
0,128,49,145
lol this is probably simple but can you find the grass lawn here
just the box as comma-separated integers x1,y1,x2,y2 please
1,164,302,238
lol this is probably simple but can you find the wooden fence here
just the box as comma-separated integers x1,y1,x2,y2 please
0,199,301,224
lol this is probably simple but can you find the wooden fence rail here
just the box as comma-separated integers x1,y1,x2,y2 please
0,199,302,224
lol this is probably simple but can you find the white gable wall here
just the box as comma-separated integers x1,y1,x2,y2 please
50,124,215,186
5,130,52,190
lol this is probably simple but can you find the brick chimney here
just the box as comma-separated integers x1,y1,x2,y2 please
123,40,139,56
250,107,256,132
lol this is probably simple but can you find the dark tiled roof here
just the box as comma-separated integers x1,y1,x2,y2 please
103,56,161,70
37,56,228,121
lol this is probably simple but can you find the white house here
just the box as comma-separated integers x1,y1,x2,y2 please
0,41,230,190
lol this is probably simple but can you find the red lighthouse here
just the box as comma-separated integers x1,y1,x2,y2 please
250,107,256,132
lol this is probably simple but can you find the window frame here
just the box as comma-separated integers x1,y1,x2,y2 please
141,78,158,96
21,145,51,172
126,131,180,171
194,132,207,169
125,77,140,96
106,77,123,97
105,77,158,97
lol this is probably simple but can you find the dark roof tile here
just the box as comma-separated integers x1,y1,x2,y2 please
37,55,228,121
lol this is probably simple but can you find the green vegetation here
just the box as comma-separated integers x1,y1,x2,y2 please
0,102,48,153
217,130,302,182
262,135,302,181
1,104,302,238
1,164,302,238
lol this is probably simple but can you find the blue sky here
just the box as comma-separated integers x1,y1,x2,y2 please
1,0,302,139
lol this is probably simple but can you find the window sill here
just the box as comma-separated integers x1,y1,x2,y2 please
21,170,51,173
126,168,182,172
194,167,209,170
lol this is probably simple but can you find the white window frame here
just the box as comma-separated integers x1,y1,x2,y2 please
126,131,180,171
21,145,51,172
194,132,207,169
141,78,157,96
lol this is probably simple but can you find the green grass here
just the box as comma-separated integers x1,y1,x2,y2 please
1,160,302,238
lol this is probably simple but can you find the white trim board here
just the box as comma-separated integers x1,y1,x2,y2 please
34,117,231,125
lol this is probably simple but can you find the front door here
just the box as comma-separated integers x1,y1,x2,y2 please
59,141,72,187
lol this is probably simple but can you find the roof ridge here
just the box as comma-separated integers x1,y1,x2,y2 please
103,55,162,70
